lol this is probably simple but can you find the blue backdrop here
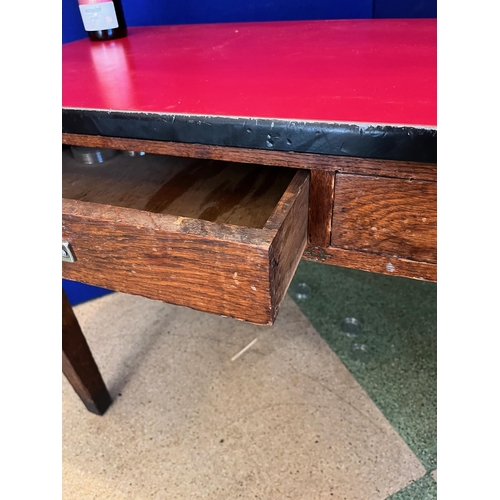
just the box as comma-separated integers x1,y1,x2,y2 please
62,0,436,304
63,0,436,44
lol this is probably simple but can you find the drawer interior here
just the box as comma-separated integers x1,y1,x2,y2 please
62,149,295,229
62,147,310,324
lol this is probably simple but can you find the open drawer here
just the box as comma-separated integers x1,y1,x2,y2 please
62,148,309,325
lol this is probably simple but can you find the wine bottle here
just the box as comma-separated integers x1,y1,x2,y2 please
78,0,127,42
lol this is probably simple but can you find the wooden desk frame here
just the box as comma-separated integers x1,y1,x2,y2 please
62,20,436,414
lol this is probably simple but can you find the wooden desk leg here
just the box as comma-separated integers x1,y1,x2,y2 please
62,289,112,415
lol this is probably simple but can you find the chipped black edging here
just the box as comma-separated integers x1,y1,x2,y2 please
62,109,437,164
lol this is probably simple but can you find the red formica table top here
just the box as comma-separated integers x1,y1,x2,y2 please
62,19,437,128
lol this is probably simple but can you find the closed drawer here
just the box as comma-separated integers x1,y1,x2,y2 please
62,149,309,325
331,174,436,263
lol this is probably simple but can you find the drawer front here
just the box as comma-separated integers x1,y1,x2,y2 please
331,174,436,263
62,151,309,325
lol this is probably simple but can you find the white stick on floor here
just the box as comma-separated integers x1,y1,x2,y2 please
231,338,258,362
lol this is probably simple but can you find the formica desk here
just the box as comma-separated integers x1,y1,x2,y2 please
62,19,437,414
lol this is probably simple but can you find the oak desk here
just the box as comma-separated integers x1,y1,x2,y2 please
62,19,437,414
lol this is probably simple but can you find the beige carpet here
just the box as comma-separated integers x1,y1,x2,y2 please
63,293,426,499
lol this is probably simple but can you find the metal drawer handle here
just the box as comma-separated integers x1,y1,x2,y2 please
62,241,76,263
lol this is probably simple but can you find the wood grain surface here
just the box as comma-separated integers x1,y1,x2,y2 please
331,174,437,263
308,170,335,246
62,135,437,284
268,172,310,320
63,134,436,181
303,246,437,282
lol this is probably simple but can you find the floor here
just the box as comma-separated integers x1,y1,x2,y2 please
62,261,437,499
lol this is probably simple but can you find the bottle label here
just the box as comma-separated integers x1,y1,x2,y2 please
78,0,119,32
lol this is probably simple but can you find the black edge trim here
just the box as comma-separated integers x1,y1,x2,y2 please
62,109,437,163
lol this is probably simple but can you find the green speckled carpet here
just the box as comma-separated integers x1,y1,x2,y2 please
289,261,437,499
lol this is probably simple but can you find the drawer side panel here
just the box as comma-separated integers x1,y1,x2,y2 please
269,173,310,321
